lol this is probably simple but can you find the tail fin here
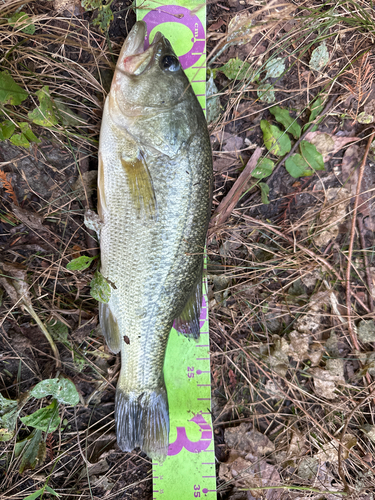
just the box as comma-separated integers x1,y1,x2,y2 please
115,385,169,462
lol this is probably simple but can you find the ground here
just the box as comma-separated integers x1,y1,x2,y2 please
1,0,375,499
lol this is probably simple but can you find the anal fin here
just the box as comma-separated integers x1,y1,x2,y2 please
99,301,121,353
121,153,157,220
174,267,203,340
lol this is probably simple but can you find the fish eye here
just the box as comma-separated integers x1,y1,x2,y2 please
161,55,180,72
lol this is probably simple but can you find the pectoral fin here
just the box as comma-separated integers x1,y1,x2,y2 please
121,154,157,220
99,301,121,353
174,267,203,340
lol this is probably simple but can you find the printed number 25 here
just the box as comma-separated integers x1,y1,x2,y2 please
194,485,200,498
188,367,194,378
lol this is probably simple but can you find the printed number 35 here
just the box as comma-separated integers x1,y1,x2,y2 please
194,485,200,498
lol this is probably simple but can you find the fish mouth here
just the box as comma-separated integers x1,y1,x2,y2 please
119,21,163,76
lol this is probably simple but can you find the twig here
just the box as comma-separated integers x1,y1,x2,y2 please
24,303,61,369
357,216,374,313
345,130,375,350
267,95,338,184
209,147,262,234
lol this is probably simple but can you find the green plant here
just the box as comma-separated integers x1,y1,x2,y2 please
0,377,79,472
66,256,110,303
0,70,62,147
81,0,114,31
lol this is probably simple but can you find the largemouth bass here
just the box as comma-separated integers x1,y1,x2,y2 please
96,21,212,461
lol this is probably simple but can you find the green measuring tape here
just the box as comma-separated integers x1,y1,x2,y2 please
136,2,216,498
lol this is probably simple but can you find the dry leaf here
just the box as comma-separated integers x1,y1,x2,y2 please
314,188,350,247
224,423,275,457
297,456,318,480
294,291,331,335
305,131,357,161
54,0,84,14
220,457,281,500
260,335,289,377
287,429,306,458
309,358,345,399
315,434,356,462
357,320,375,343
341,145,373,217
264,380,284,399
12,204,45,230
288,331,310,361
208,19,226,31
361,424,375,444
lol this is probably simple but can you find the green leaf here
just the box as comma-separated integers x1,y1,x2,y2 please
10,122,41,148
19,429,45,474
0,120,15,141
23,485,60,500
309,43,329,72
8,12,36,35
10,133,30,148
30,378,79,406
28,86,58,127
303,96,325,132
47,320,69,342
0,393,19,441
260,120,291,156
269,106,301,139
66,255,97,271
218,58,251,80
309,97,324,123
357,111,374,124
257,84,275,103
0,71,28,105
19,122,41,143
92,4,114,31
81,0,102,11
20,399,60,433
259,182,270,204
90,270,111,303
252,158,274,179
285,154,314,178
264,57,285,79
54,100,82,126
300,140,325,171
15,435,29,457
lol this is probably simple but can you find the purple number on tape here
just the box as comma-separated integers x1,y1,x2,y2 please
143,5,205,69
168,413,212,455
